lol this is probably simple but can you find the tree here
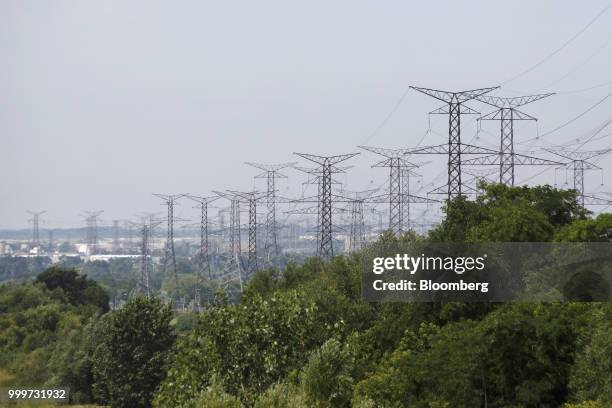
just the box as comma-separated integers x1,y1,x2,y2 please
36,266,109,312
554,213,612,242
301,338,355,407
92,297,175,408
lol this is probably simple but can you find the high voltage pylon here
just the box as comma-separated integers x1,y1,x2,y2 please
82,211,103,255
545,148,612,206
359,146,435,235
229,190,266,278
153,194,187,292
112,220,120,252
133,218,163,299
460,93,559,185
340,189,378,252
245,162,295,267
26,210,47,247
214,191,244,293
187,195,219,309
408,86,500,199
294,152,359,259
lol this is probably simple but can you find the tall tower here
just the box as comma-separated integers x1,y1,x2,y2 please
545,148,611,206
229,190,266,278
245,162,296,267
187,195,218,309
359,146,435,235
294,152,358,259
471,93,555,185
153,194,187,293
409,86,499,199
82,211,103,255
26,210,47,247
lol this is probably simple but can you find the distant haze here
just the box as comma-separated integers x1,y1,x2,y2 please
2,1,612,229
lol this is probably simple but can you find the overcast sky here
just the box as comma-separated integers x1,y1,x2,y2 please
2,0,612,229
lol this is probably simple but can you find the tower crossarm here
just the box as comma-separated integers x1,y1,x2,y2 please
476,93,554,109
410,86,500,104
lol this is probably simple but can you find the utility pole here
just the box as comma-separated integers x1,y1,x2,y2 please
245,162,296,267
359,146,436,235
468,93,555,185
293,152,358,259
26,210,47,248
153,194,187,295
545,148,612,206
408,86,499,199
187,195,219,309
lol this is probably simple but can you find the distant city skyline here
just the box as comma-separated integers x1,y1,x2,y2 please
3,1,612,229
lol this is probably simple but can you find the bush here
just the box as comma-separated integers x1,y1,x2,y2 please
92,297,175,408
301,338,355,408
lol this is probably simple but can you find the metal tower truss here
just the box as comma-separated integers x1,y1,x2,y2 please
545,148,612,206
27,210,47,247
409,85,499,199
359,145,435,235
228,190,267,279
81,211,103,255
583,195,612,206
214,191,245,293
293,152,359,259
153,193,187,293
467,93,555,185
245,162,296,267
187,195,219,309
340,189,378,252
134,218,163,299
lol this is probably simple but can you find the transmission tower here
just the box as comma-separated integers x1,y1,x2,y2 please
82,211,103,255
466,93,555,185
26,210,47,247
341,189,377,252
214,191,244,293
133,218,163,299
359,146,435,235
545,148,612,206
187,195,219,309
153,194,187,292
229,190,266,278
294,152,358,259
408,86,499,199
245,162,296,267
112,220,120,252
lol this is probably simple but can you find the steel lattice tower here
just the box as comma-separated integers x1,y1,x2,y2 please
245,162,295,267
294,153,358,259
139,223,151,298
153,194,186,291
460,93,556,185
82,211,103,255
229,190,266,278
408,86,499,199
214,192,244,293
187,196,218,309
545,148,612,206
359,146,434,235
27,210,47,247
340,189,377,252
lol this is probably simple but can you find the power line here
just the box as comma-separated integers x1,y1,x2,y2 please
502,1,612,85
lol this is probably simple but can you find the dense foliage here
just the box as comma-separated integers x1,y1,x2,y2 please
1,184,611,408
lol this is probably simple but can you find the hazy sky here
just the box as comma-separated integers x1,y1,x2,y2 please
2,1,612,229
